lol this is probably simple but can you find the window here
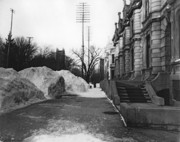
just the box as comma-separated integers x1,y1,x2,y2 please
145,0,149,18
130,19,134,37
131,48,134,71
146,35,151,68
123,53,125,73
112,54,115,63
111,70,114,79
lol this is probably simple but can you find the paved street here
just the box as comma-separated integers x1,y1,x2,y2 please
0,88,179,142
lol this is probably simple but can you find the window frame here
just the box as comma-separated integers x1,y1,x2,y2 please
145,0,150,18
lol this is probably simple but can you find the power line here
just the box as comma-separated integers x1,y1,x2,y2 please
27,37,33,45
88,26,90,67
76,2,90,78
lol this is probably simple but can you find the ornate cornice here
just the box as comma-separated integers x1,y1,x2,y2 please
114,0,142,40
127,0,142,18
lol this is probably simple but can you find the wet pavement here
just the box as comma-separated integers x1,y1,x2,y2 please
0,89,179,142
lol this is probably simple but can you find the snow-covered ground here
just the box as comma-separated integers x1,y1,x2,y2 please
77,87,106,98
22,88,108,142
22,87,136,142
24,133,107,142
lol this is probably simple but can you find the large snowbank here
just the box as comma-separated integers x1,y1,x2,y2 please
0,68,45,113
56,70,88,92
19,67,65,99
0,68,20,79
0,67,88,113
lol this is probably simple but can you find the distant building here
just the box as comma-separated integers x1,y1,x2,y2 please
56,48,65,70
104,41,115,80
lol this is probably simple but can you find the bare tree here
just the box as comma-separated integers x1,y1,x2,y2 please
14,37,37,70
72,46,101,83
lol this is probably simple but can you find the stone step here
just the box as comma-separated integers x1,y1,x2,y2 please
118,92,150,97
120,99,152,103
120,97,151,101
116,81,151,103
117,90,148,93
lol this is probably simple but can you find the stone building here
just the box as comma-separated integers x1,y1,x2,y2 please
104,41,115,80
110,0,180,105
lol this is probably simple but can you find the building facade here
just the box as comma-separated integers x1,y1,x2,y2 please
110,0,180,105
104,41,115,80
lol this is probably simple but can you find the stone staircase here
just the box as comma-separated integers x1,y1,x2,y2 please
116,81,151,103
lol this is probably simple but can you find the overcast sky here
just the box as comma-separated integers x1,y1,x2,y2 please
0,0,123,55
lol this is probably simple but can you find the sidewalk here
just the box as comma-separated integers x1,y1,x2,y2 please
0,88,179,142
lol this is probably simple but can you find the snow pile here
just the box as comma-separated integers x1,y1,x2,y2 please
56,70,88,92
19,67,65,99
0,67,20,79
0,68,45,113
0,67,89,113
48,76,65,99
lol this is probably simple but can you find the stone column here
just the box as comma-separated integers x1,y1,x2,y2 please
133,9,143,78
115,43,120,78
124,26,131,75
151,0,162,74
119,37,124,77
124,48,130,74
134,40,142,76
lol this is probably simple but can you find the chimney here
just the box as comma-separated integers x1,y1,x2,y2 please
123,0,126,5
115,23,118,30
118,12,121,19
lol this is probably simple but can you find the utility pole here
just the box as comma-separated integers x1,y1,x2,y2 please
88,26,90,67
27,37,33,45
6,8,15,68
76,2,90,78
